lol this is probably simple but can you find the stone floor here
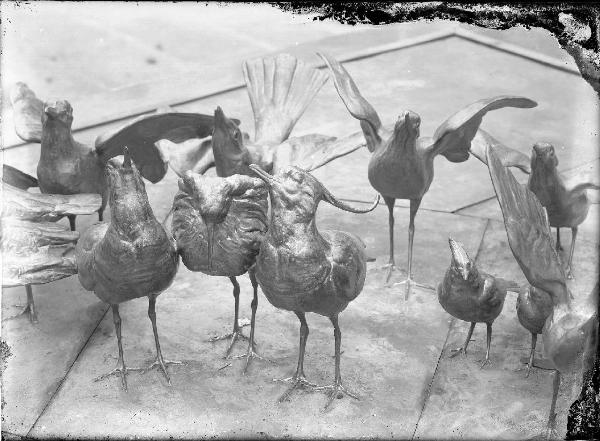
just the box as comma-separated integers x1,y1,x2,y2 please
1,3,598,440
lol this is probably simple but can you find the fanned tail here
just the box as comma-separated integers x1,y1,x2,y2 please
10,82,44,143
243,53,328,145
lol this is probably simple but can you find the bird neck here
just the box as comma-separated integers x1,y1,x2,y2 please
213,141,252,177
267,207,320,246
40,121,76,158
110,193,155,236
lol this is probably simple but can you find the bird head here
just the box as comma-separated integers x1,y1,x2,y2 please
448,238,478,282
212,106,244,156
42,100,74,127
531,142,559,170
391,111,420,148
250,164,379,223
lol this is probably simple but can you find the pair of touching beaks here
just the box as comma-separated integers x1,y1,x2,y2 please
449,237,476,281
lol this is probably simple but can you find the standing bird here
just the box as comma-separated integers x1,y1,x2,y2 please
487,142,597,439
250,164,379,410
170,171,269,371
10,82,220,230
318,52,537,298
438,238,519,367
76,149,180,391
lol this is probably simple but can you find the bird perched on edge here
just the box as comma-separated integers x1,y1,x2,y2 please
10,82,221,230
76,149,180,391
487,142,598,439
170,171,269,372
250,164,379,410
438,238,520,367
318,52,537,299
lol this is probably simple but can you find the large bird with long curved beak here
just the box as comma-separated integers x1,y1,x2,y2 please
170,171,269,372
438,238,519,367
486,142,597,439
250,164,379,410
76,149,180,391
318,52,537,299
10,82,219,230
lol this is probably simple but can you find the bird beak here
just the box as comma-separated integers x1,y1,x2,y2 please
250,164,275,186
449,238,471,280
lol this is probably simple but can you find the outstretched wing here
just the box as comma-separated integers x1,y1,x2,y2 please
469,129,532,174
10,82,44,143
94,112,217,183
317,52,382,152
428,96,537,162
486,143,569,306
270,131,366,173
2,164,38,190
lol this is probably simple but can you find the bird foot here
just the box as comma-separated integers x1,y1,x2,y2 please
519,356,555,372
274,374,319,403
94,364,129,391
315,380,360,411
479,357,492,369
3,303,38,323
129,357,184,385
394,278,435,300
449,347,468,358
208,328,250,358
377,262,397,284
565,267,574,280
231,345,276,375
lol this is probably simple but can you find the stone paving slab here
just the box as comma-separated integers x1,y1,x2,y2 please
27,204,487,439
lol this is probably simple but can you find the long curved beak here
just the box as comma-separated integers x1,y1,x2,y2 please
449,238,471,280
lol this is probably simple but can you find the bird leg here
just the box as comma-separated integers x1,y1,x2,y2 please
68,215,76,232
555,228,562,251
94,304,129,391
314,314,359,411
525,333,537,377
231,269,275,374
545,370,561,440
275,311,319,402
98,207,104,222
395,198,435,299
450,322,476,358
4,285,38,323
208,276,249,358
381,196,397,283
130,296,183,385
479,323,493,368
565,227,577,279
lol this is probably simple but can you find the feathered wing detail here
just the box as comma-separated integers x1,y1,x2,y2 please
156,137,215,178
243,53,328,145
469,130,532,174
94,112,217,183
2,164,39,190
269,130,366,173
486,143,569,306
317,52,382,152
10,82,44,143
75,222,109,292
428,96,537,162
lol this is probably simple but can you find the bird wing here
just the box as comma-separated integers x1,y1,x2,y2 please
486,143,569,306
427,96,537,163
562,161,600,195
94,112,217,183
2,164,39,190
269,131,366,174
9,82,44,143
317,52,382,152
243,53,328,145
75,222,109,292
156,137,215,178
469,129,531,174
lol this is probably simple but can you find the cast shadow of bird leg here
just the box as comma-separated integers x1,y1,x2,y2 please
3,285,38,323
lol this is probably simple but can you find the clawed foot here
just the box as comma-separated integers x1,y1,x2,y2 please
94,365,130,391
130,357,184,385
315,380,360,411
565,267,574,280
209,327,250,358
479,357,492,369
379,262,397,284
231,344,276,374
274,375,319,403
394,278,435,300
449,347,468,358
3,303,38,323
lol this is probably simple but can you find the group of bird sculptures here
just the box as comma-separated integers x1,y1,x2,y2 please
3,51,597,425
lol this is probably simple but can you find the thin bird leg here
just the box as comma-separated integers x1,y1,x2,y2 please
98,207,104,222
4,285,38,323
480,323,493,368
275,311,319,402
565,227,578,279
395,198,435,299
450,322,476,357
130,296,183,385
545,371,561,440
526,333,537,377
68,215,76,231
94,304,129,391
208,276,249,358
232,269,275,373
381,196,396,283
555,228,562,251
315,314,359,411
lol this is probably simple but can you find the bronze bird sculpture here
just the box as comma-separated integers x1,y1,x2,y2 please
438,238,519,367
318,52,537,298
2,166,102,322
10,82,220,230
170,171,269,371
486,142,598,438
250,164,379,410
76,149,180,391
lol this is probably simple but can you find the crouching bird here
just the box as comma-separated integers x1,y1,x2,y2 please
76,149,181,391
438,238,519,368
250,164,379,410
170,171,269,372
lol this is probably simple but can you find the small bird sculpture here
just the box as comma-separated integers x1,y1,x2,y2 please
438,238,519,367
10,82,220,230
250,163,379,410
76,149,180,391
318,52,537,298
487,142,598,439
170,171,269,371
